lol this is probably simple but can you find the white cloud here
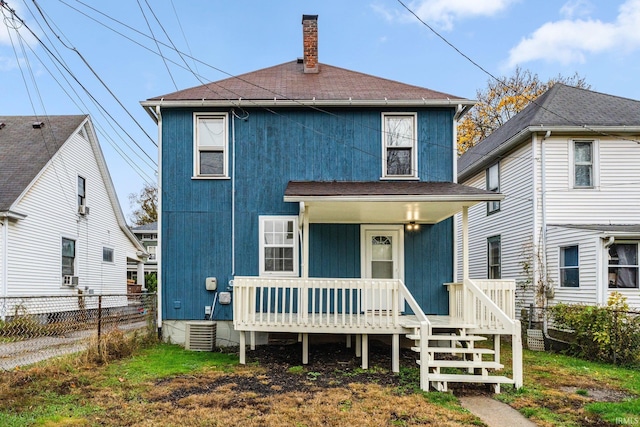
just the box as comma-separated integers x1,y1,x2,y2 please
560,0,594,18
372,0,516,30
507,0,640,67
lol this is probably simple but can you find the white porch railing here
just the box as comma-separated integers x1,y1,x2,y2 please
446,279,517,332
233,277,428,333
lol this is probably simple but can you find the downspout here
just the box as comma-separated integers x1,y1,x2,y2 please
540,130,551,332
1,217,7,321
452,105,460,282
155,105,163,334
602,236,615,304
231,111,236,277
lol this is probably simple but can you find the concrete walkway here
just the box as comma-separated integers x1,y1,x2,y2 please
460,396,537,427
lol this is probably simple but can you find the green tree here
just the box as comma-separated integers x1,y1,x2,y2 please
458,67,590,154
129,183,158,226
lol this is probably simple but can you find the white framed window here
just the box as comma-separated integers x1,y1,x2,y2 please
62,237,76,276
382,113,417,178
571,140,597,188
102,247,114,263
147,245,157,261
559,245,579,287
608,242,638,289
486,162,500,214
194,113,229,178
78,176,86,207
487,235,501,279
259,216,299,276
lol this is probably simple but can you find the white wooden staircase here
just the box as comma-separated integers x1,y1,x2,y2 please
401,317,515,393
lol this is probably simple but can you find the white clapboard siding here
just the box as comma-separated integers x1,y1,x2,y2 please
6,120,141,297
545,226,600,305
544,136,640,224
457,143,535,316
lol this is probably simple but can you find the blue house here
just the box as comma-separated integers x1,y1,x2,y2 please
142,15,522,392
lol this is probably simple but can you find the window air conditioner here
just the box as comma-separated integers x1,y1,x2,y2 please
63,275,79,287
78,205,90,215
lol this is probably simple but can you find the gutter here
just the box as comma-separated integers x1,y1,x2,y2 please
141,98,475,109
284,194,504,203
0,211,27,220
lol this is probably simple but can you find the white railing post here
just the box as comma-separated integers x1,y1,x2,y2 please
512,319,523,388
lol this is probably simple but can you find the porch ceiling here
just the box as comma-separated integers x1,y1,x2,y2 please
284,181,503,224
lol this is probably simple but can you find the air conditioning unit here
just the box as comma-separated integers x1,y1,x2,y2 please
63,275,79,287
78,205,90,215
185,321,216,351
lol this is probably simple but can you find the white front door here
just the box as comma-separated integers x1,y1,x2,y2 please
361,225,404,311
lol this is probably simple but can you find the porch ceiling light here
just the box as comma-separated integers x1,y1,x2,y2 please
406,222,420,232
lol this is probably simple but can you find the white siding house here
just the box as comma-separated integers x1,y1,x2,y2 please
457,85,640,311
0,115,146,318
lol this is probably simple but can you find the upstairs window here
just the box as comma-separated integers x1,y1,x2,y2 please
560,245,579,287
487,235,501,279
486,163,500,214
259,216,298,276
382,113,417,178
78,176,86,207
147,245,157,261
102,247,114,263
194,113,228,178
573,140,594,188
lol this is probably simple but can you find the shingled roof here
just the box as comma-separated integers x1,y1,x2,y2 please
458,84,640,180
0,115,86,211
145,60,468,105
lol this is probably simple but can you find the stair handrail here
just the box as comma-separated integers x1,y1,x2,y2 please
464,278,515,332
397,279,429,324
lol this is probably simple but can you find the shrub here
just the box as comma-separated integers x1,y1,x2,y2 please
550,292,640,366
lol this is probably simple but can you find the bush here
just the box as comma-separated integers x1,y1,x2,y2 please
550,292,640,366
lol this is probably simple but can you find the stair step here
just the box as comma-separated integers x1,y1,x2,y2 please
426,335,487,341
417,360,503,369
412,346,495,354
427,374,515,384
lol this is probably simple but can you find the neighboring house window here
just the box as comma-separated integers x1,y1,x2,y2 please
559,245,579,287
608,243,639,288
382,113,417,178
486,163,500,213
62,238,75,276
487,235,501,279
573,140,594,188
78,176,86,207
103,247,114,263
148,245,157,261
259,216,299,276
194,113,228,177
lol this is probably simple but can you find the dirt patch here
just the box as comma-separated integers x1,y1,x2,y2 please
560,386,634,402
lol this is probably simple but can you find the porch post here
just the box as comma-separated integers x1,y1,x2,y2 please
136,262,145,289
462,206,469,281
302,204,309,279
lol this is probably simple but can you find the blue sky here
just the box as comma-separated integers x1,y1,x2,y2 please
1,0,638,220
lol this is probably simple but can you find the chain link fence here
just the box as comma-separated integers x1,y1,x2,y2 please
0,293,156,370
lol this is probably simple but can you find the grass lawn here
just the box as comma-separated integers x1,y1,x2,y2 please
0,340,638,426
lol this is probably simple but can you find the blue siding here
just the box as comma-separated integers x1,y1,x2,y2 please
161,107,455,320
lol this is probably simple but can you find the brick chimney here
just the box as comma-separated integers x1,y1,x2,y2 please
302,15,319,74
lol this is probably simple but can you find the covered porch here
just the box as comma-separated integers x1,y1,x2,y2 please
233,181,522,392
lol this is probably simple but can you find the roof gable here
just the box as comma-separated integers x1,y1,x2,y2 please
458,84,640,178
0,115,86,211
147,61,466,103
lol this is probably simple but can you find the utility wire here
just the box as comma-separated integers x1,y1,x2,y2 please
136,0,177,91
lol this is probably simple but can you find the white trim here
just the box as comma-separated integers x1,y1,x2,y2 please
381,113,418,179
193,112,229,178
284,194,503,203
258,216,299,277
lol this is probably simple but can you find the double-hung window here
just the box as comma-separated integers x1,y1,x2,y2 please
608,243,639,288
194,113,228,177
559,245,579,287
487,235,501,279
486,163,500,213
78,176,86,207
573,140,594,188
382,113,417,178
62,238,76,276
259,216,299,276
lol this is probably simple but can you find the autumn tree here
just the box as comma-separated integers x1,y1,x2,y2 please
129,183,158,226
458,67,590,154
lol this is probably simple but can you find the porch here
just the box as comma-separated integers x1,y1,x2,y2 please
233,276,523,393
